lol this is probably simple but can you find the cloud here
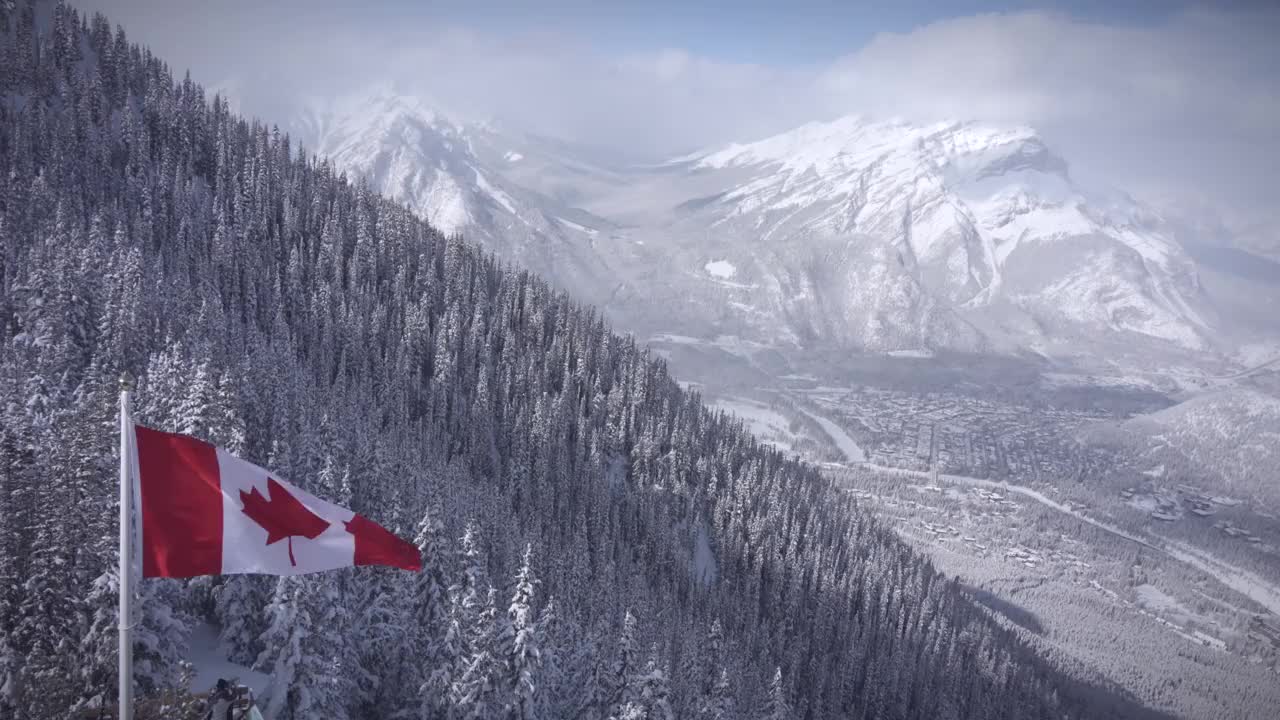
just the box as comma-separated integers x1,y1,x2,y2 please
812,8,1280,214
71,1,1279,226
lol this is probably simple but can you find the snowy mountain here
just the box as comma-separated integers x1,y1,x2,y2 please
674,118,1214,352
298,91,1226,365
1097,387,1280,506
295,91,478,235
295,89,621,302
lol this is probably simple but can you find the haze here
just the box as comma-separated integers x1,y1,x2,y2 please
72,0,1279,244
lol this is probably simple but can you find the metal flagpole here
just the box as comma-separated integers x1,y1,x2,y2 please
119,373,134,720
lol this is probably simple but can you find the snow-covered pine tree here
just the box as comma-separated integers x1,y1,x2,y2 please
759,668,791,720
132,578,193,696
74,567,119,712
0,629,17,718
214,575,268,665
532,597,564,719
452,589,501,720
450,525,501,719
607,609,641,717
574,629,613,720
412,506,457,718
610,650,675,720
352,569,415,717
702,669,735,720
256,575,354,720
496,544,542,720
421,602,465,720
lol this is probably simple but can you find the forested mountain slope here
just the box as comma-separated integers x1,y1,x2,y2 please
0,3,1163,719
1087,387,1280,506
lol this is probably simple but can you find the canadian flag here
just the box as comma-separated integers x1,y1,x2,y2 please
131,424,420,577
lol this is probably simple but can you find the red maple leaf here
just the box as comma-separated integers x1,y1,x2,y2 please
240,477,331,566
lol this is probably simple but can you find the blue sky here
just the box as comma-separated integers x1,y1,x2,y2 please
403,0,1194,62
73,0,1279,230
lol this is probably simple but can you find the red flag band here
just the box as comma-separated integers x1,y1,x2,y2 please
133,425,420,577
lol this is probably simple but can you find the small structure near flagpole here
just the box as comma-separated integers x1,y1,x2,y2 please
119,372,135,720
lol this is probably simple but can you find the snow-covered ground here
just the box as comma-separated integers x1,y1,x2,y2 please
692,520,718,586
710,397,797,452
1159,538,1280,616
1039,371,1162,391
1233,341,1280,367
798,407,867,463
914,469,1161,550
704,259,737,279
187,623,271,699
1135,584,1190,616
916,470,1280,616
939,472,1280,616
802,402,1280,619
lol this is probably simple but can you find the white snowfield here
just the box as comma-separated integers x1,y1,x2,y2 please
704,259,737,279
710,397,796,453
296,90,1227,363
187,623,271,699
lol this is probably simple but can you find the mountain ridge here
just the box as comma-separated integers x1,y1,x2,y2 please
298,89,1234,367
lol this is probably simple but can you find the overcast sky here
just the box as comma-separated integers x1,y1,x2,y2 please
72,0,1279,232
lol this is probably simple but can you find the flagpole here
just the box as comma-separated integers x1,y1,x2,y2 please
119,373,134,720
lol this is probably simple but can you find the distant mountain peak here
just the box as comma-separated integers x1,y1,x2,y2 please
299,93,1224,361
691,115,1065,184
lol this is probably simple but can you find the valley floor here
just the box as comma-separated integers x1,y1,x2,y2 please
701,379,1280,712
795,401,1280,720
